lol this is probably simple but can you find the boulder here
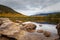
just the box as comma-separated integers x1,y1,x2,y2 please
37,30,44,33
39,24,42,27
43,31,51,37
23,23,36,32
0,18,27,40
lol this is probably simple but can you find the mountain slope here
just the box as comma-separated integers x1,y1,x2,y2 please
0,5,26,17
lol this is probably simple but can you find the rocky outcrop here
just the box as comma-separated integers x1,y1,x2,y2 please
0,18,26,40
0,18,37,40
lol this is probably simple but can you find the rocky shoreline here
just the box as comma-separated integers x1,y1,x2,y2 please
0,18,59,40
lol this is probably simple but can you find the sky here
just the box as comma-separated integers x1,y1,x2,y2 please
0,0,60,16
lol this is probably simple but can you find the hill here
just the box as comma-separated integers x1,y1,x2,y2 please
0,5,26,18
47,12,60,18
32,13,48,16
32,12,60,16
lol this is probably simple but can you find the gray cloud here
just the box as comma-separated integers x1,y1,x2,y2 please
0,0,60,10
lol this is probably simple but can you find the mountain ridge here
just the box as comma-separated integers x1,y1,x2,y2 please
0,5,26,17
32,12,60,16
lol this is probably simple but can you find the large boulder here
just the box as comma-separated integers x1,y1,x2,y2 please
0,18,26,40
22,23,36,32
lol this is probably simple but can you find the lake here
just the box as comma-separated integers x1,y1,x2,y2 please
23,22,57,34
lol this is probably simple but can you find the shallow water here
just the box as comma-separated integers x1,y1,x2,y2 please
23,22,57,34
36,23,57,34
23,22,58,40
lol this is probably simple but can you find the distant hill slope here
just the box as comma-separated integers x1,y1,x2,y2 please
0,5,26,17
47,12,60,18
32,12,60,16
32,13,48,16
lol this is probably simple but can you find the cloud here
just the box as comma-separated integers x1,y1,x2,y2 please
0,0,60,15
42,2,60,12
0,0,60,10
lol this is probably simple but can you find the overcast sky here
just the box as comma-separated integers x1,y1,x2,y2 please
0,0,60,16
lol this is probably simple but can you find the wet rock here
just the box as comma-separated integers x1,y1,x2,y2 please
39,25,42,27
43,31,51,37
37,30,44,33
23,23,36,32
